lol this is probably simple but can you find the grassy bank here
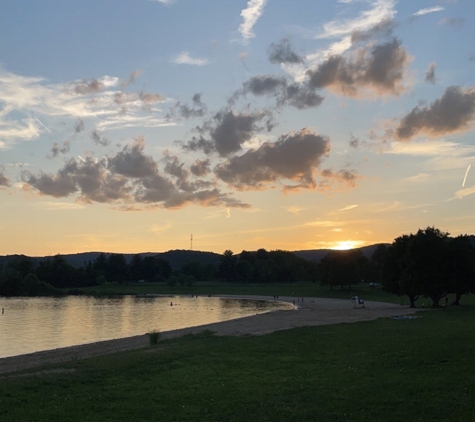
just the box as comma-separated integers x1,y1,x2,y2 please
1,306,475,421
79,281,475,307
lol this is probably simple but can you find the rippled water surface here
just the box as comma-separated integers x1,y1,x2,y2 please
0,296,291,358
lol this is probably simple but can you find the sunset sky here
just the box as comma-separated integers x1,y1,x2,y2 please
1,0,474,256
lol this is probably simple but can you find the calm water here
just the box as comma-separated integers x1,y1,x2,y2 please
0,295,291,359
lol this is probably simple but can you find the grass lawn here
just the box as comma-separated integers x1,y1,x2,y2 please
1,306,475,421
79,281,475,307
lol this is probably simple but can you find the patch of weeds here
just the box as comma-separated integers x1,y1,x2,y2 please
148,330,161,345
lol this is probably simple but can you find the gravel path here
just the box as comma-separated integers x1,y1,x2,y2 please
0,295,417,375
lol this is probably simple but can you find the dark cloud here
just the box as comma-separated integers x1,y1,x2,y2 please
74,78,104,95
74,118,85,133
214,128,331,190
91,129,110,146
268,39,304,64
0,170,10,187
351,18,397,44
320,169,359,188
109,137,158,178
243,75,286,96
307,38,412,98
24,138,249,209
394,85,475,140
23,162,78,198
182,136,215,155
425,62,437,84
183,109,273,156
211,110,272,156
169,93,207,119
241,75,324,110
285,83,324,109
438,17,466,28
349,134,359,148
48,141,71,158
190,159,210,176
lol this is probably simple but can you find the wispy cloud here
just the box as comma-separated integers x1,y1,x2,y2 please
412,6,444,17
171,52,209,66
34,202,86,211
0,68,171,147
238,0,268,44
284,206,308,215
339,204,359,211
147,0,174,4
317,0,396,39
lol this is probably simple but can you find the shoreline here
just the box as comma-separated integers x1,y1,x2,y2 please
0,295,417,375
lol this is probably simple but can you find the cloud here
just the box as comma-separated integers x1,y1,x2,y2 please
393,86,475,141
0,68,171,147
425,62,437,84
240,75,324,110
35,201,86,211
317,0,397,39
350,17,397,43
74,78,105,95
307,38,412,98
148,0,174,4
284,206,307,215
0,118,41,148
74,118,85,133
23,137,249,209
268,39,304,64
169,93,207,119
190,158,210,176
438,17,466,28
339,204,359,211
139,91,164,104
49,141,71,158
214,128,331,190
171,52,209,66
90,129,110,146
412,6,444,17
109,137,157,178
151,223,172,236
454,185,475,199
0,170,10,187
183,109,273,156
238,0,267,44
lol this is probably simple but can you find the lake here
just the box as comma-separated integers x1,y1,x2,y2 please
0,295,291,359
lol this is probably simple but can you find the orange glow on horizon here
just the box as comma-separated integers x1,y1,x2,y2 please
330,240,366,250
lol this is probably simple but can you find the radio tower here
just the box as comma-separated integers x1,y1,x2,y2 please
190,234,193,250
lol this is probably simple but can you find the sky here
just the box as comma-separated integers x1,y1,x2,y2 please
1,0,474,256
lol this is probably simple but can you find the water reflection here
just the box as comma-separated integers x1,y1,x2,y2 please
0,296,291,358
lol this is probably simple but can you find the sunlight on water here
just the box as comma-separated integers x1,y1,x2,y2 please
0,296,291,358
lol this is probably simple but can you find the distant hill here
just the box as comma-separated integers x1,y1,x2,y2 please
0,250,221,271
1,236,473,269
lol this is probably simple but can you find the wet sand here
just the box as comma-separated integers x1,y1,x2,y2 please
0,295,417,375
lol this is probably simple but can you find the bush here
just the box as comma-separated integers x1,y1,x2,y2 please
148,330,161,345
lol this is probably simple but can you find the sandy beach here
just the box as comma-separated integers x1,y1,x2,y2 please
0,295,417,375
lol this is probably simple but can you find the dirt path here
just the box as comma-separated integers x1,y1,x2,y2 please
0,296,417,375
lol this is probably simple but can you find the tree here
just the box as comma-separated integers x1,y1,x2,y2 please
318,250,365,290
218,250,236,282
383,227,452,307
447,235,475,305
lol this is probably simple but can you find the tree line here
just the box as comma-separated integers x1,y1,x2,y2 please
1,227,474,305
317,227,475,307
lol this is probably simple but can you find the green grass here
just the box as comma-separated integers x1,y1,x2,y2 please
1,306,475,421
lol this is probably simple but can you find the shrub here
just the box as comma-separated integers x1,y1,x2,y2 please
148,330,161,345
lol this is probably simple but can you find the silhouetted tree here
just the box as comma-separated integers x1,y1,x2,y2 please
447,235,475,305
218,250,237,282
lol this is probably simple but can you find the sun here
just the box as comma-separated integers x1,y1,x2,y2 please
331,240,364,250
